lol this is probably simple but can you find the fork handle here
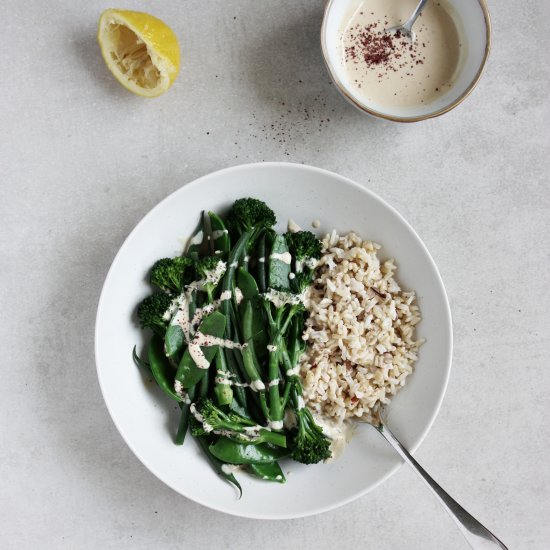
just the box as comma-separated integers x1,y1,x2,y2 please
377,423,508,549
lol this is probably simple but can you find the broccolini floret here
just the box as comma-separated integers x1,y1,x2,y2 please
136,292,174,335
226,198,276,241
195,257,227,302
291,404,331,465
284,230,322,263
284,230,322,293
190,398,287,448
150,256,195,293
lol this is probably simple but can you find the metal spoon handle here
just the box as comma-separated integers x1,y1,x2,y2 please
402,0,428,32
377,423,508,549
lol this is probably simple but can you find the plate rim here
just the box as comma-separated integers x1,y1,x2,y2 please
94,161,453,519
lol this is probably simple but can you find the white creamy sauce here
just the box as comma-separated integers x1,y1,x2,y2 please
188,262,226,292
289,272,296,280
286,366,300,377
268,420,284,430
163,297,179,321
267,345,278,353
189,230,203,246
313,414,356,462
221,463,240,475
190,403,213,433
263,288,303,308
296,396,305,410
268,378,280,387
283,409,297,430
243,426,262,437
287,219,302,233
270,251,292,265
339,0,462,108
171,290,194,341
230,261,238,268
250,379,266,392
219,290,233,301
211,229,229,240
188,340,211,370
204,260,227,285
234,287,244,305
174,380,187,400
258,257,266,263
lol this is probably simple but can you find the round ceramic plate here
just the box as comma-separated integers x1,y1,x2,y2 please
95,162,452,519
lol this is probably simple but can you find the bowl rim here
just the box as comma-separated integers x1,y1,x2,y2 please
94,162,453,519
320,0,492,123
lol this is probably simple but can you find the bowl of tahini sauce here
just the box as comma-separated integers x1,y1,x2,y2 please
321,0,491,122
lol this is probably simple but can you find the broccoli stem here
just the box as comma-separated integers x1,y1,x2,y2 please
267,334,283,424
211,232,250,406
213,350,233,406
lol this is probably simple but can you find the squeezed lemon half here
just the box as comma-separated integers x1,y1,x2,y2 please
97,9,180,97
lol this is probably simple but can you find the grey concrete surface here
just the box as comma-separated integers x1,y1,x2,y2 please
1,1,549,549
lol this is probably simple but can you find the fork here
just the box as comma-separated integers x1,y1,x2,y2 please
372,414,508,549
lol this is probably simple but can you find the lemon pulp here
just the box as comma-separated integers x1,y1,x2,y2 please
97,9,180,97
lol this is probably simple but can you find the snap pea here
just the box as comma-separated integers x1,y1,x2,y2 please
175,384,197,445
255,233,267,293
213,349,233,406
209,437,290,465
187,211,206,257
164,325,184,359
248,462,286,483
147,335,181,402
132,346,150,371
175,311,226,388
224,348,247,408
237,268,267,359
195,435,242,497
208,211,230,255
268,234,291,290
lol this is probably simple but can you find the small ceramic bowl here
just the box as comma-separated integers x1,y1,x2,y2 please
321,0,491,122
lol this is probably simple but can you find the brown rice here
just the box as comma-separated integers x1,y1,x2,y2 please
301,230,424,424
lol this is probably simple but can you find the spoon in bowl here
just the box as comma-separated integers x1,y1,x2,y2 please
385,0,428,42
362,407,508,549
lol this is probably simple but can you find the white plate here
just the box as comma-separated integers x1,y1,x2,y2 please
95,162,452,519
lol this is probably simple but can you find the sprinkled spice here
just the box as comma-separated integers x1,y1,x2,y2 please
344,22,427,81
339,0,461,108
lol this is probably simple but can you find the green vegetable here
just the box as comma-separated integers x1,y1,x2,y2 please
208,211,231,255
133,197,328,493
195,434,242,497
284,230,322,293
175,311,227,388
136,292,173,336
147,335,182,402
225,198,276,247
187,211,206,257
150,256,195,294
213,350,233,406
175,384,197,445
268,234,291,290
132,345,150,371
248,462,286,483
290,392,331,464
164,325,184,358
190,398,286,447
209,438,289,465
